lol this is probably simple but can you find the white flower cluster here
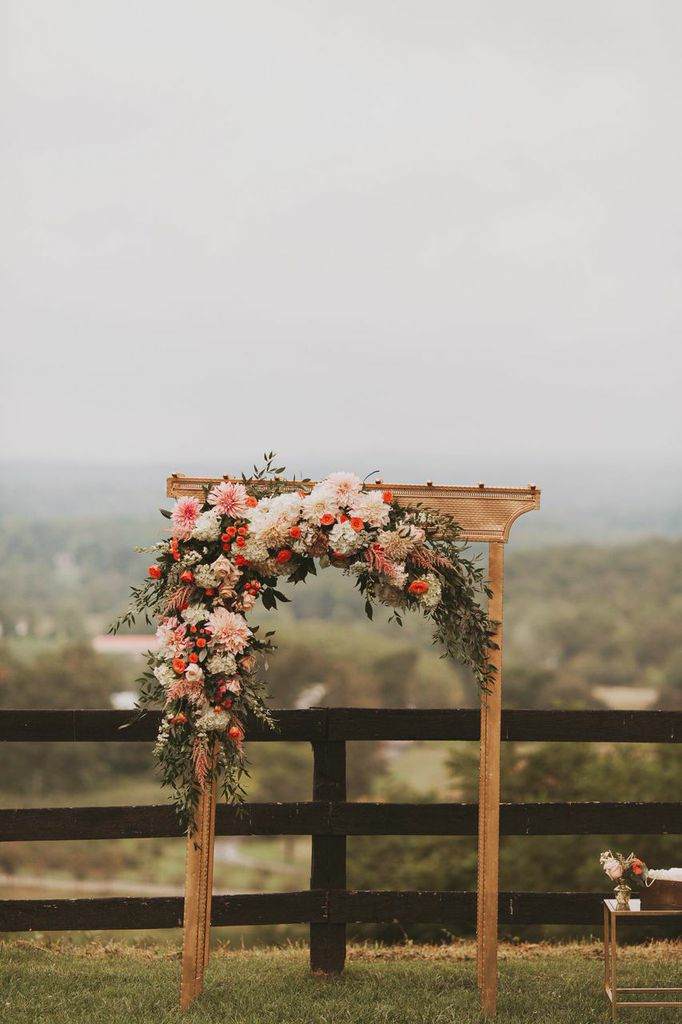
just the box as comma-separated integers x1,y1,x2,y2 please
206,651,238,675
194,564,218,589
191,510,222,542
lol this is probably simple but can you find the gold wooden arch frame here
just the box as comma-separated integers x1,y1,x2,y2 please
166,473,541,1015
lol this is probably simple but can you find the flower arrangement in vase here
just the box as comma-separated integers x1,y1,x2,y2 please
600,850,648,909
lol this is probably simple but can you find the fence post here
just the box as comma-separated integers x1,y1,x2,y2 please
310,737,346,973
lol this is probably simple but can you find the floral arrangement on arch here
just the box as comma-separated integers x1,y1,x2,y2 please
113,455,495,829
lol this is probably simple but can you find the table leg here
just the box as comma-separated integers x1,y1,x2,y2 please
610,912,617,1021
603,904,609,996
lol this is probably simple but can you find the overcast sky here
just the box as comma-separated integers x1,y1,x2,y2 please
2,2,681,483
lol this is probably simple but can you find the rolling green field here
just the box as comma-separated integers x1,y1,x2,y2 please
2,940,680,1024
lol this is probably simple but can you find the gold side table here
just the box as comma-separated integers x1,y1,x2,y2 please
603,898,682,1018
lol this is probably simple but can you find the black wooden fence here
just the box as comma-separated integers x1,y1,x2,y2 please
1,708,681,970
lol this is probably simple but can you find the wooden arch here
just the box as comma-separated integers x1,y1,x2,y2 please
167,473,541,1015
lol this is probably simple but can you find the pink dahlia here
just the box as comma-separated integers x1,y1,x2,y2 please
207,608,251,654
207,481,249,520
171,496,201,539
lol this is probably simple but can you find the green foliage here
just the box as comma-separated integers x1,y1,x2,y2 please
1,942,679,1024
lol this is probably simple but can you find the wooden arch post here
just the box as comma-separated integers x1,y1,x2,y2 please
166,473,540,1013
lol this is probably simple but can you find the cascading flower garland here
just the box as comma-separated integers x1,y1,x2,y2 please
113,455,495,830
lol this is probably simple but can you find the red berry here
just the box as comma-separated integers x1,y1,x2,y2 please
235,536,246,548
235,555,248,566
237,526,249,536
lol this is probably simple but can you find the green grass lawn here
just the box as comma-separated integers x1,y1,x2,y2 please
2,940,680,1024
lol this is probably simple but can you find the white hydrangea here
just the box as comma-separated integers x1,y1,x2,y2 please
206,652,238,675
194,564,218,589
328,521,364,556
241,535,269,562
196,709,231,732
181,604,208,627
349,491,391,528
181,550,202,566
419,574,443,610
191,510,222,542
153,662,176,688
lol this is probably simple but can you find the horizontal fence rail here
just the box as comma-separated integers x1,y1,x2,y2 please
1,708,681,743
0,891,641,932
2,801,681,842
1,708,680,950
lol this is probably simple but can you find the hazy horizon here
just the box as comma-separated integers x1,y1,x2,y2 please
2,2,682,476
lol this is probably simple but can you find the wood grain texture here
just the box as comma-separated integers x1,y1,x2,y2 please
478,541,504,1014
180,748,217,1010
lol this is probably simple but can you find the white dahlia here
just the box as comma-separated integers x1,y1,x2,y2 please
349,491,391,529
301,486,340,525
320,472,363,505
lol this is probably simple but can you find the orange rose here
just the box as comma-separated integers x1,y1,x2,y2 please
289,526,302,539
408,580,429,595
320,513,335,527
276,549,293,564
350,517,364,532
148,565,162,579
382,490,393,504
172,658,187,674
246,496,258,508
